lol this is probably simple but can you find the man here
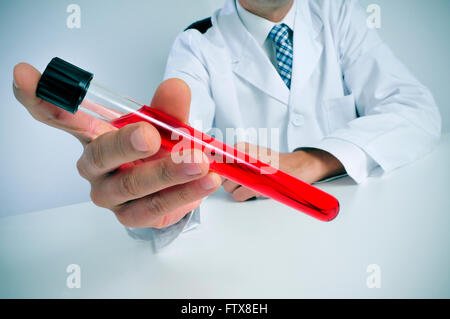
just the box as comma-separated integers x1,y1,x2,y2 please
13,0,441,249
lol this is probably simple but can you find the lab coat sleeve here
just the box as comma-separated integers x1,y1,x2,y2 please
163,31,216,132
311,0,441,183
126,206,201,252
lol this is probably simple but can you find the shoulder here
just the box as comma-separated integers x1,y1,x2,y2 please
170,14,226,58
303,0,359,26
302,0,365,46
184,17,213,34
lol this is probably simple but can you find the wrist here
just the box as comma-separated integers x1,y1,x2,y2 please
282,148,345,183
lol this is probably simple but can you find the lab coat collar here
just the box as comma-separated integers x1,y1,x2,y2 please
216,0,324,105
236,0,296,47
290,0,324,95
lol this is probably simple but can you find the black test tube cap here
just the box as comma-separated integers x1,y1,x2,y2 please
36,57,93,114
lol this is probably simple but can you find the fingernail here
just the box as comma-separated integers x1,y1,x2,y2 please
130,128,149,152
199,174,219,190
182,162,202,176
13,79,18,89
180,150,204,176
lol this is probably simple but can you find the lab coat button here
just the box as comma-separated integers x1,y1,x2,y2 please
292,114,305,127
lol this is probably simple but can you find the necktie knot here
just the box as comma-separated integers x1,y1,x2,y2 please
269,24,292,46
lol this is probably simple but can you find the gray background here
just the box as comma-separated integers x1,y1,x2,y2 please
0,0,449,217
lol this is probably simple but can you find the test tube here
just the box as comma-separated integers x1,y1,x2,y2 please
36,57,339,222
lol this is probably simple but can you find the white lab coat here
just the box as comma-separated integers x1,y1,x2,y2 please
139,0,441,249
164,0,441,183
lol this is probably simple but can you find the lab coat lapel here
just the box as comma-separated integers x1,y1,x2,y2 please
234,40,290,106
217,0,290,106
290,0,324,96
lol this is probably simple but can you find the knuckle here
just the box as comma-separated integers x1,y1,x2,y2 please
76,156,89,179
90,188,104,207
152,215,170,229
86,141,105,170
222,181,236,193
113,208,133,227
233,188,253,202
232,189,243,200
157,159,174,184
115,129,130,158
119,172,141,198
232,192,244,202
177,187,192,203
145,193,169,216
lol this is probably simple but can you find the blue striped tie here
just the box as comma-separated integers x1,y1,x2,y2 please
268,24,293,89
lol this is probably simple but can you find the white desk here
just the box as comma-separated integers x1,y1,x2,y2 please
1,135,449,299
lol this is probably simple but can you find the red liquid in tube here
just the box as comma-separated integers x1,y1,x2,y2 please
111,106,339,222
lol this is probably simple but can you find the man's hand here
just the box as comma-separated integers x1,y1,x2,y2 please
222,143,345,202
13,63,221,229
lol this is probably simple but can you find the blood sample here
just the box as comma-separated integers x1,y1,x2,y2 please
36,57,339,222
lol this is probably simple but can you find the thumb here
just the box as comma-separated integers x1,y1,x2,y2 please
13,62,113,144
149,78,191,124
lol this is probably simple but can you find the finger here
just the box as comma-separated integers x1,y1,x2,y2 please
114,172,221,228
234,142,279,166
232,186,259,202
13,63,113,144
77,121,161,179
150,78,191,123
222,179,240,193
91,149,210,208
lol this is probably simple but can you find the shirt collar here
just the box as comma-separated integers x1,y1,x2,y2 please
236,0,296,47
